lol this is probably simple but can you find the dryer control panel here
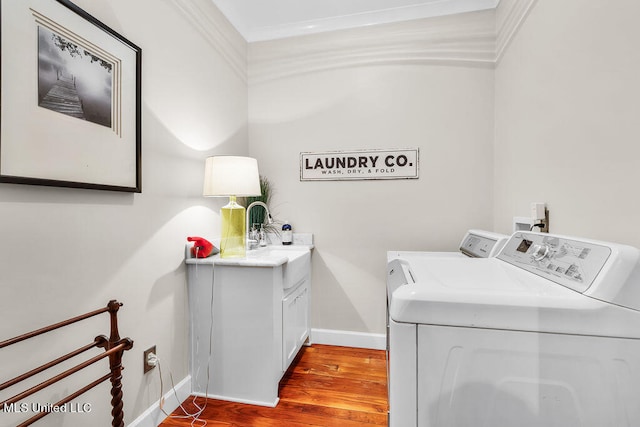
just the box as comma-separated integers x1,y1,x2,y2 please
459,230,508,258
497,232,612,293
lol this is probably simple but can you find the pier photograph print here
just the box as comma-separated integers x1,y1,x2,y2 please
38,26,113,128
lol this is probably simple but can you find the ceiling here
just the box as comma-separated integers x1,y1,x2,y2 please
210,0,500,42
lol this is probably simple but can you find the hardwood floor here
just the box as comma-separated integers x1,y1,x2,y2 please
159,345,388,426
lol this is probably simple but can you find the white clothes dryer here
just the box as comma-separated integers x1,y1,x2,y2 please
388,231,640,427
387,229,509,302
386,229,508,421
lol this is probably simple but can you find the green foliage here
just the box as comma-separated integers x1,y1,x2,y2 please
240,176,280,235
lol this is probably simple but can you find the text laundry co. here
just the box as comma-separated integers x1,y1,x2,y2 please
304,154,412,170
300,149,419,181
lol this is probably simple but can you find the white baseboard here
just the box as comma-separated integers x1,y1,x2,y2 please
192,391,279,408
311,328,386,350
128,375,191,427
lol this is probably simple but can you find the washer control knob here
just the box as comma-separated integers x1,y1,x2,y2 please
532,244,550,261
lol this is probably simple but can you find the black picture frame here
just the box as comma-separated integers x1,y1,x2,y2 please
0,0,142,193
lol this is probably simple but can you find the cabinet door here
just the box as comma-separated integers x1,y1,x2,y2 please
283,281,309,371
295,285,309,347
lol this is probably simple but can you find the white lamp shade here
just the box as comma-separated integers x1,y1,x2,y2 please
203,156,261,197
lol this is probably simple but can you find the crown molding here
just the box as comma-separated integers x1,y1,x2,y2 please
249,9,497,84
243,0,499,43
248,0,535,83
167,0,247,82
167,0,534,84
495,0,537,62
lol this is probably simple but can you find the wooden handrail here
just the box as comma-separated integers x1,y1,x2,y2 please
0,300,134,427
0,341,131,407
0,306,111,349
0,340,101,391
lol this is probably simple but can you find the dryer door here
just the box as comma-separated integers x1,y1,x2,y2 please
417,324,640,427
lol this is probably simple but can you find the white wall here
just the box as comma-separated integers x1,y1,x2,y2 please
0,0,247,425
494,0,640,247
248,12,496,335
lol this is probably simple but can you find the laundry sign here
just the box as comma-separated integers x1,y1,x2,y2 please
300,148,419,181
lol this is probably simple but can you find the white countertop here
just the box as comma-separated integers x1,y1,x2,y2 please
185,243,314,267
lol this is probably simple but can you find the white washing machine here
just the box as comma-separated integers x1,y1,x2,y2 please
388,231,640,427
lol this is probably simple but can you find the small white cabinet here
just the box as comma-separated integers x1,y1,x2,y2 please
282,279,309,370
186,246,311,407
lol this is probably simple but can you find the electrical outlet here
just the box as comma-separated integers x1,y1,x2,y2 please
143,345,156,373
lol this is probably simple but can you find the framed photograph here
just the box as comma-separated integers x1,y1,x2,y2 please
0,0,142,192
